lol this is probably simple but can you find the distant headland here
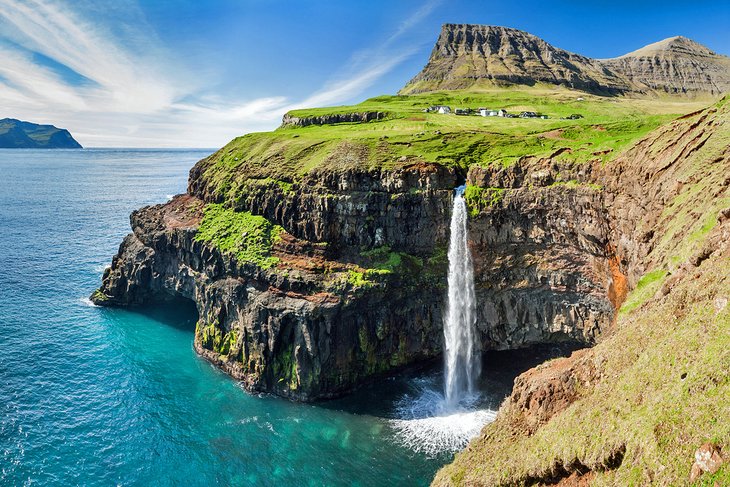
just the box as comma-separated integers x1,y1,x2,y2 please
0,118,82,149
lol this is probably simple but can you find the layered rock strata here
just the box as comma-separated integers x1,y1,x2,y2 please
94,89,727,401
401,24,730,96
95,155,624,400
433,97,730,486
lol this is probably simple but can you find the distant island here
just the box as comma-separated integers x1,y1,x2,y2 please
0,118,82,149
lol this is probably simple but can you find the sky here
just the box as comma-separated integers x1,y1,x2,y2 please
0,0,727,148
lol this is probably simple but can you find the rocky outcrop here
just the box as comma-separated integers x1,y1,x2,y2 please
400,24,730,96
503,349,600,435
281,111,387,128
93,89,728,403
189,162,458,253
94,195,446,400
401,24,631,95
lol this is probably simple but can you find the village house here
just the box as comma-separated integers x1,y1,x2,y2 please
425,105,452,114
479,108,508,117
455,108,471,115
519,111,539,118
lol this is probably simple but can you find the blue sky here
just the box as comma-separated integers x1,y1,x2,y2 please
0,0,727,147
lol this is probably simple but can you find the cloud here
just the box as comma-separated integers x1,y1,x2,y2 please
387,0,442,45
0,0,439,147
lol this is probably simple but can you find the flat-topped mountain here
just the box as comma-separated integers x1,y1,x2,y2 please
401,24,730,96
0,118,82,149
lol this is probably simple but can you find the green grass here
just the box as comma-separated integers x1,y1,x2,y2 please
434,97,730,486
194,89,704,202
463,186,505,217
194,203,283,269
637,96,730,271
343,245,445,292
619,269,668,315
360,245,404,272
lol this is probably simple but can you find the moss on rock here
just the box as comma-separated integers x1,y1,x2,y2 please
195,204,283,269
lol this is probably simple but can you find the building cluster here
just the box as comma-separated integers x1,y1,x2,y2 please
423,106,551,119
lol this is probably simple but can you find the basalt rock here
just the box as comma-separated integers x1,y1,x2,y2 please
94,154,620,400
432,97,730,487
94,195,445,400
401,24,730,96
281,111,387,128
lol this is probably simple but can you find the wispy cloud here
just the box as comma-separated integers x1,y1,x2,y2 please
0,0,439,147
284,0,442,112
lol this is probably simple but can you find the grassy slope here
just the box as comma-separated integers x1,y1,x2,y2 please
194,204,284,269
196,88,706,201
189,89,728,484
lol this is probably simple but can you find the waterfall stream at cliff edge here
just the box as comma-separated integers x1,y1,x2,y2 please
390,186,496,456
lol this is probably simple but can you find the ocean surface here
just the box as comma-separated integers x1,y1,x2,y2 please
0,149,570,486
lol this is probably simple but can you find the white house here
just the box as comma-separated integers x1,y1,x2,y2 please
479,108,508,117
437,106,451,114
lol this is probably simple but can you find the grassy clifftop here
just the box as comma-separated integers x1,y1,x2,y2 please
192,88,706,201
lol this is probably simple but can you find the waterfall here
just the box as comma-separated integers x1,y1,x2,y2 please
443,186,481,408
389,185,495,456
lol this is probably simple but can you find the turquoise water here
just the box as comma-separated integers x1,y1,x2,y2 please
0,149,565,486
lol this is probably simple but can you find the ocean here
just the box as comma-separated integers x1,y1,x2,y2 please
0,149,561,486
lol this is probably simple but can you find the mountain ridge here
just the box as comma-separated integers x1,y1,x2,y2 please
400,24,730,96
0,118,82,149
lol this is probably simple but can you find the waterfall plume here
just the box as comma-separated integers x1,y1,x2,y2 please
443,186,481,407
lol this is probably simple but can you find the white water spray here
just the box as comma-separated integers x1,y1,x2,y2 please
443,186,481,407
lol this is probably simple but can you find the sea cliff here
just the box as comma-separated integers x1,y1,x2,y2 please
92,23,730,486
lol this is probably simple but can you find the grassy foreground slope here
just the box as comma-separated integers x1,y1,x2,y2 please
194,88,706,201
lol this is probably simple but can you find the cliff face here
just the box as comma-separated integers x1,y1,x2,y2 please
401,24,730,96
93,141,632,400
402,24,630,95
93,87,728,405
280,111,387,128
95,166,455,400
